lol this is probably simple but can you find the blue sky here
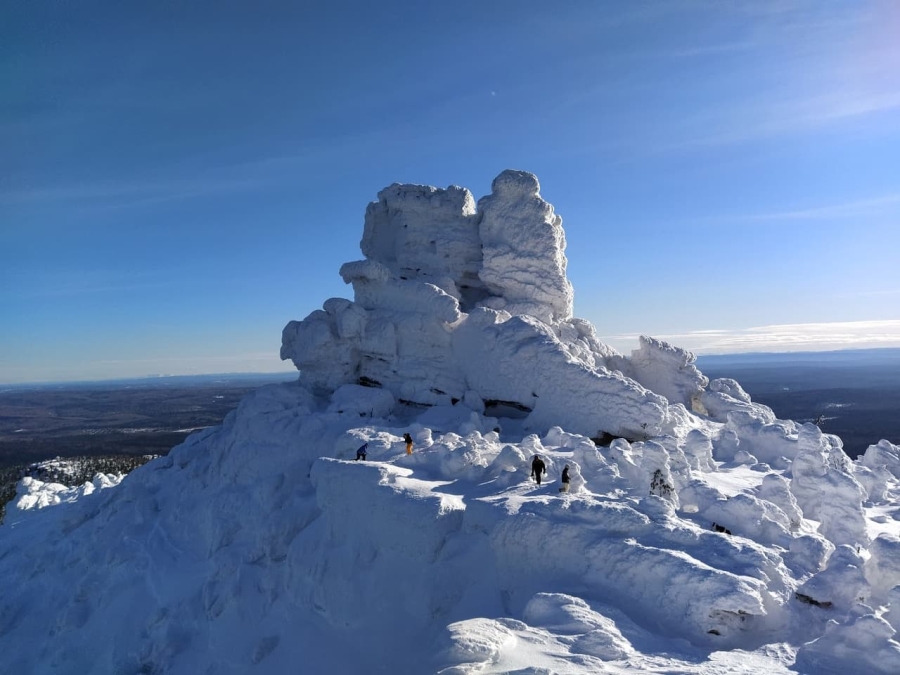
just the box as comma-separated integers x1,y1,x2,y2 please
2,0,899,384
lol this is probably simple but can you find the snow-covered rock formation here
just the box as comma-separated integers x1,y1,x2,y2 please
2,170,900,675
282,170,667,440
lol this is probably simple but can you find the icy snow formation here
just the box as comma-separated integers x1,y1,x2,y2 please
2,170,900,675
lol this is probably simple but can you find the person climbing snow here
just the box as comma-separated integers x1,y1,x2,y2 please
355,443,368,461
559,464,570,493
404,432,414,455
531,455,546,485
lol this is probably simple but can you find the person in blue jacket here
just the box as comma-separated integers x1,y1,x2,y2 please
355,443,368,461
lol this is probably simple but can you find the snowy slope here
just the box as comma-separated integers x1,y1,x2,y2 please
3,170,900,675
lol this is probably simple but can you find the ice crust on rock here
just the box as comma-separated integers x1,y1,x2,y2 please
4,170,900,675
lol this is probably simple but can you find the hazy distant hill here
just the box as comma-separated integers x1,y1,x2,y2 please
0,371,297,392
0,372,297,466
0,372,297,522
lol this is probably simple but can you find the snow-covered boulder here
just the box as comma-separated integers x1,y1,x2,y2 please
700,377,776,424
795,545,869,611
790,425,868,547
724,413,798,466
757,473,802,531
454,311,668,439
627,336,708,407
861,439,900,479
12,473,123,517
796,613,900,675
865,533,900,603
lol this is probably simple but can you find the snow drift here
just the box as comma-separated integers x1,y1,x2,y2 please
2,170,900,675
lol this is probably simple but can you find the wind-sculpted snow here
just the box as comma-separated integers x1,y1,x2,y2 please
796,613,900,675
790,425,868,547
453,310,668,439
866,533,900,600
470,495,770,645
3,171,900,674
862,439,900,479
700,377,776,425
627,335,709,408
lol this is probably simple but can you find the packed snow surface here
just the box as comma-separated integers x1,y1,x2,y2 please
3,170,900,674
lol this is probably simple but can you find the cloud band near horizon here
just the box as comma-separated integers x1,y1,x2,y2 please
603,319,900,355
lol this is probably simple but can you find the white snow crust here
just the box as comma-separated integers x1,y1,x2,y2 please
2,170,900,675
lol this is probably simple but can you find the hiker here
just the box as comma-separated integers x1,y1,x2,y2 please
530,455,546,485
559,464,570,493
355,443,368,461
404,432,414,455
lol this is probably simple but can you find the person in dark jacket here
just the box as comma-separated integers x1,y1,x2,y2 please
531,455,546,485
559,464,570,493
355,443,368,461
404,432,414,455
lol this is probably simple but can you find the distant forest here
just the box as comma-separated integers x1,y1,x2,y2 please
0,373,296,467
0,374,295,522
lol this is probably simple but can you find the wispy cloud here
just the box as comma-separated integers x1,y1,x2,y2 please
0,269,180,299
548,6,900,163
832,288,900,300
657,89,900,153
1,280,176,300
0,175,265,208
666,40,758,58
650,3,900,152
603,320,900,355
702,193,900,224
92,352,285,367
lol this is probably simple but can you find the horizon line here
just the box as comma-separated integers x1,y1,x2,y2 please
3,345,900,388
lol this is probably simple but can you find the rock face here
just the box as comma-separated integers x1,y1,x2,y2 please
281,170,667,438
